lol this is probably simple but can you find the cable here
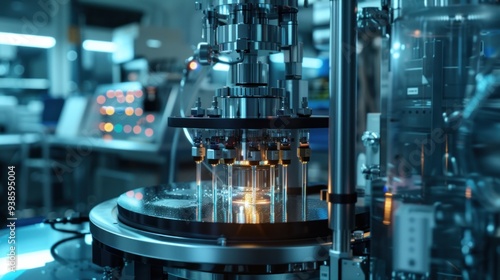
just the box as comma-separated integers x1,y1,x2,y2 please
50,233,86,266
43,212,89,234
49,223,82,235
168,56,214,184
44,212,90,265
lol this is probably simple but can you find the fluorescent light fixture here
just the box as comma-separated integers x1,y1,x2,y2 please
0,32,55,48
146,39,162,48
82,40,116,53
270,53,324,69
213,63,230,71
0,78,50,89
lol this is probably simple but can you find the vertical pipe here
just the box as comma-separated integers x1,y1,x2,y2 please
251,165,257,203
301,162,308,221
329,0,357,278
251,165,257,223
196,162,202,221
270,165,276,223
212,164,217,222
282,164,288,222
227,164,233,223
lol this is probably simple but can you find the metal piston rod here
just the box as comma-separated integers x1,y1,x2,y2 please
328,0,358,278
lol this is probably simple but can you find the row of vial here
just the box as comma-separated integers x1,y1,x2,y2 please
190,128,311,223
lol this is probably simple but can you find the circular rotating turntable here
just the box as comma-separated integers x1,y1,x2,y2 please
116,183,330,241
89,183,339,277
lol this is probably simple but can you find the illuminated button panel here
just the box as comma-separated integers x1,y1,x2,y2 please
92,85,159,142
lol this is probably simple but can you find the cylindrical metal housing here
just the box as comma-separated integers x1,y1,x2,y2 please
328,0,357,232
229,62,269,85
220,96,280,118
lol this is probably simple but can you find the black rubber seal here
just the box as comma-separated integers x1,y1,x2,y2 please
321,192,358,204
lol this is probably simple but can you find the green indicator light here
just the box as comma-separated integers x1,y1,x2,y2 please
114,124,123,133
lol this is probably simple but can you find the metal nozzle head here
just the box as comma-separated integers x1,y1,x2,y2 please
297,146,311,163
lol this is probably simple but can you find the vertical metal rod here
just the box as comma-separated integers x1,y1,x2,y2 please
329,0,357,278
270,165,276,223
282,164,288,222
251,165,257,223
237,205,246,223
196,161,203,222
196,162,202,221
301,162,308,221
212,164,217,222
227,164,233,223
251,165,257,204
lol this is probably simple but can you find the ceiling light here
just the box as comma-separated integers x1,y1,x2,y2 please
82,40,116,53
0,32,56,48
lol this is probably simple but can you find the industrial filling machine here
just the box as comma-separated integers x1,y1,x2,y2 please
89,0,500,279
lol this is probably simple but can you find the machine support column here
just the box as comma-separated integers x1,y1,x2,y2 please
328,0,358,278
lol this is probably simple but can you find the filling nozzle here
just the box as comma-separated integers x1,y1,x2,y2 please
247,142,262,166
279,138,292,166
266,141,280,166
207,140,223,166
223,136,237,165
192,134,206,163
297,130,311,163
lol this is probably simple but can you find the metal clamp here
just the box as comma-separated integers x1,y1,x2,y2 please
361,164,380,179
320,190,358,204
361,131,379,147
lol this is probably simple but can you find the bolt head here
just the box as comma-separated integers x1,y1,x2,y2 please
191,107,206,117
297,108,312,117
207,107,222,117
277,108,292,116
